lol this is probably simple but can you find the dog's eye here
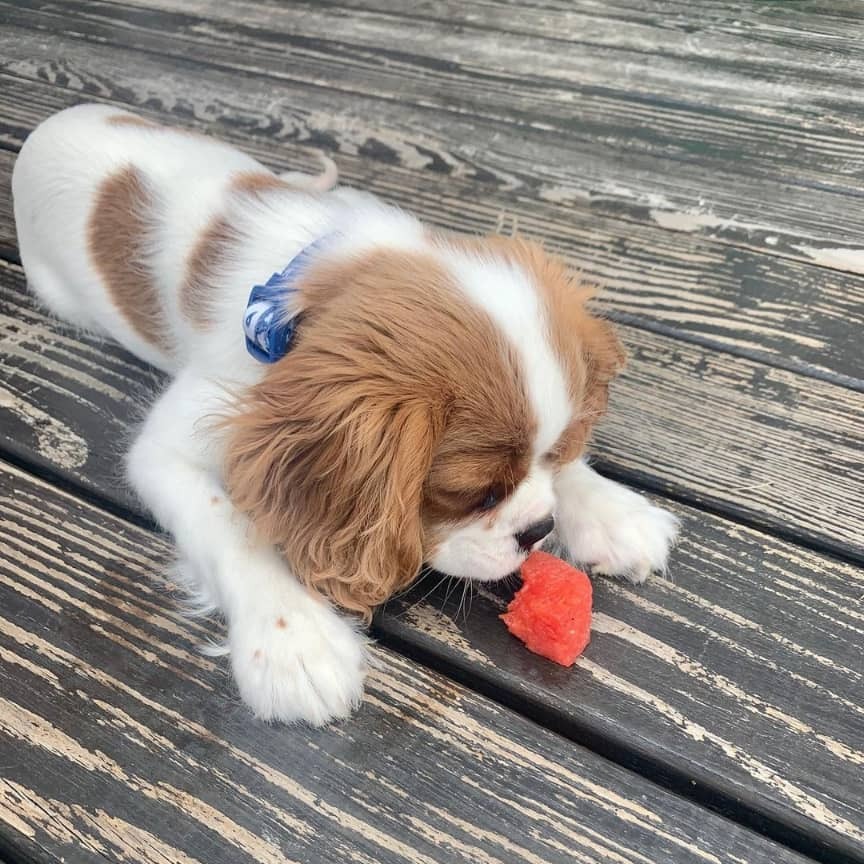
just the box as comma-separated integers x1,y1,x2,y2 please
477,487,501,511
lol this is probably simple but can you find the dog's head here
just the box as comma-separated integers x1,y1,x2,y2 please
223,234,624,619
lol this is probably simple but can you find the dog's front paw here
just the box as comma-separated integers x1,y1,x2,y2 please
230,594,368,726
555,472,679,583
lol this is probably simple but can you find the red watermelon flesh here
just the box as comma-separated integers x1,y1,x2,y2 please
501,551,592,666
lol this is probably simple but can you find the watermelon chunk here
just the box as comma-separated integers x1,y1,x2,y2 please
501,551,592,666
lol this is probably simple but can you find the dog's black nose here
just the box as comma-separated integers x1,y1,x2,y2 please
515,516,555,552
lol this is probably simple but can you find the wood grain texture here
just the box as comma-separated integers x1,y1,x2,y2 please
0,459,812,864
1,23,864,388
1,2,863,861
0,43,862,554
381,505,864,861
591,329,863,557
7,0,864,273
0,151,13,261
1,244,861,558
1,241,862,857
0,258,162,504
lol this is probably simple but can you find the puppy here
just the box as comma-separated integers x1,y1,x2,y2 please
12,104,678,725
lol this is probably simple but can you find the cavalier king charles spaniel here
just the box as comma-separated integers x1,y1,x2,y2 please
13,104,678,724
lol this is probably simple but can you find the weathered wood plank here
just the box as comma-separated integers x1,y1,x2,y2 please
1,235,863,857
592,331,862,556
0,257,161,503
0,151,13,261
1,5,862,860
0,458,813,864
2,98,862,393
1,241,861,556
382,508,864,862
1,44,863,555
315,0,864,48
7,0,864,271
2,23,863,388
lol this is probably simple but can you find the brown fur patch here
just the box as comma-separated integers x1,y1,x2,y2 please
434,231,625,465
182,216,242,328
220,248,532,619
181,172,291,328
106,113,160,128
88,166,172,353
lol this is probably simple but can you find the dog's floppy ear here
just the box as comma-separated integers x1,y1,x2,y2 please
222,359,441,621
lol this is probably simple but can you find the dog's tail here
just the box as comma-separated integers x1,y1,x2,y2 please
279,153,339,192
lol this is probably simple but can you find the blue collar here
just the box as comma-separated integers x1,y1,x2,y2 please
243,236,330,363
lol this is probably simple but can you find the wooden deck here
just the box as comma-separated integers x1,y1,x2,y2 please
0,2,862,863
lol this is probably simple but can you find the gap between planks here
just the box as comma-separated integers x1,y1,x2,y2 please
0,94,861,396
0,453,854,864
0,456,823,864
371,624,856,864
8,0,864,279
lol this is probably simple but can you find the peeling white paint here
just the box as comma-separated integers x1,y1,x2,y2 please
592,612,864,765
399,603,491,667
0,385,88,469
650,208,765,234
595,182,674,209
793,244,864,275
580,659,864,841
539,184,592,204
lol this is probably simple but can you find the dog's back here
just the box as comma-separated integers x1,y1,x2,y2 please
13,104,270,371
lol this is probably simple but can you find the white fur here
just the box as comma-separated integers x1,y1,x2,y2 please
554,460,680,582
432,468,557,581
13,104,678,725
445,252,572,456
13,105,379,724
